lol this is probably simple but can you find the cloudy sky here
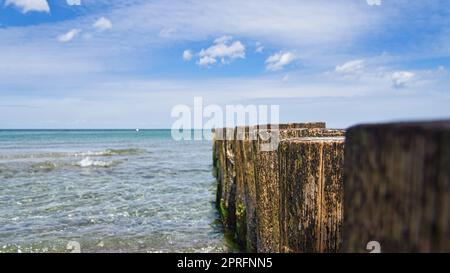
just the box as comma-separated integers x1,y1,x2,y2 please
0,0,449,128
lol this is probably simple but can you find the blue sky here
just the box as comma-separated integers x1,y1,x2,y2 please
0,0,449,128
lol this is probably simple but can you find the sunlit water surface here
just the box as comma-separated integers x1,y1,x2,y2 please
0,130,233,253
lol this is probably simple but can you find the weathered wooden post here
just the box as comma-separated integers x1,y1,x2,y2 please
213,128,225,215
214,123,348,253
278,137,345,252
343,121,450,252
233,126,249,247
215,127,237,229
252,124,346,253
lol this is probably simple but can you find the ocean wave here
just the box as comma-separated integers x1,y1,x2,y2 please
0,148,146,161
76,148,144,157
77,157,120,168
0,165,18,179
0,157,121,176
0,152,70,160
30,161,57,172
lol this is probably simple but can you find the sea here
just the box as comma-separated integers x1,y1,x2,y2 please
0,129,233,253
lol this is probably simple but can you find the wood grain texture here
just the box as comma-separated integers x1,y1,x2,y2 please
254,128,344,253
279,138,345,253
214,124,332,251
214,124,348,252
252,124,335,252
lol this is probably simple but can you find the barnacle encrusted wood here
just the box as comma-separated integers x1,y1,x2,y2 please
218,127,237,229
230,124,344,252
253,127,344,253
343,121,450,252
213,123,348,253
251,124,332,252
233,126,249,246
278,137,345,253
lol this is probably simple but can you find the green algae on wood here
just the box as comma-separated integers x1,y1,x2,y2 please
215,127,237,229
235,201,247,247
233,127,249,248
213,123,348,253
240,126,259,251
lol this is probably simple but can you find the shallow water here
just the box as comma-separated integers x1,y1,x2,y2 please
0,130,232,253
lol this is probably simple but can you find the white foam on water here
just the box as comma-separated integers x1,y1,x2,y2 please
0,148,145,161
77,157,113,168
76,148,144,157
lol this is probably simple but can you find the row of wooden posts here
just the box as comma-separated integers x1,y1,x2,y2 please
212,121,449,253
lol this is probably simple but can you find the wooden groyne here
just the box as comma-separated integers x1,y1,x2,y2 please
343,121,450,252
213,123,345,252
213,120,449,253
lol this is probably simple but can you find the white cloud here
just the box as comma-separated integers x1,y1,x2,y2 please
2,1,450,129
282,74,289,82
159,27,176,37
58,29,81,43
0,1,382,73
66,0,81,6
265,51,297,71
5,0,50,13
255,42,264,53
197,36,245,66
366,0,381,6
391,71,415,88
104,0,378,52
335,59,365,75
182,50,193,61
197,55,217,66
214,35,233,44
93,17,112,31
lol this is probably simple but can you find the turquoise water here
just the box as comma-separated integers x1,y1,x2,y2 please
0,130,230,253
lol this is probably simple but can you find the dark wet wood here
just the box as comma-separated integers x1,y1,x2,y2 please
343,121,450,253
